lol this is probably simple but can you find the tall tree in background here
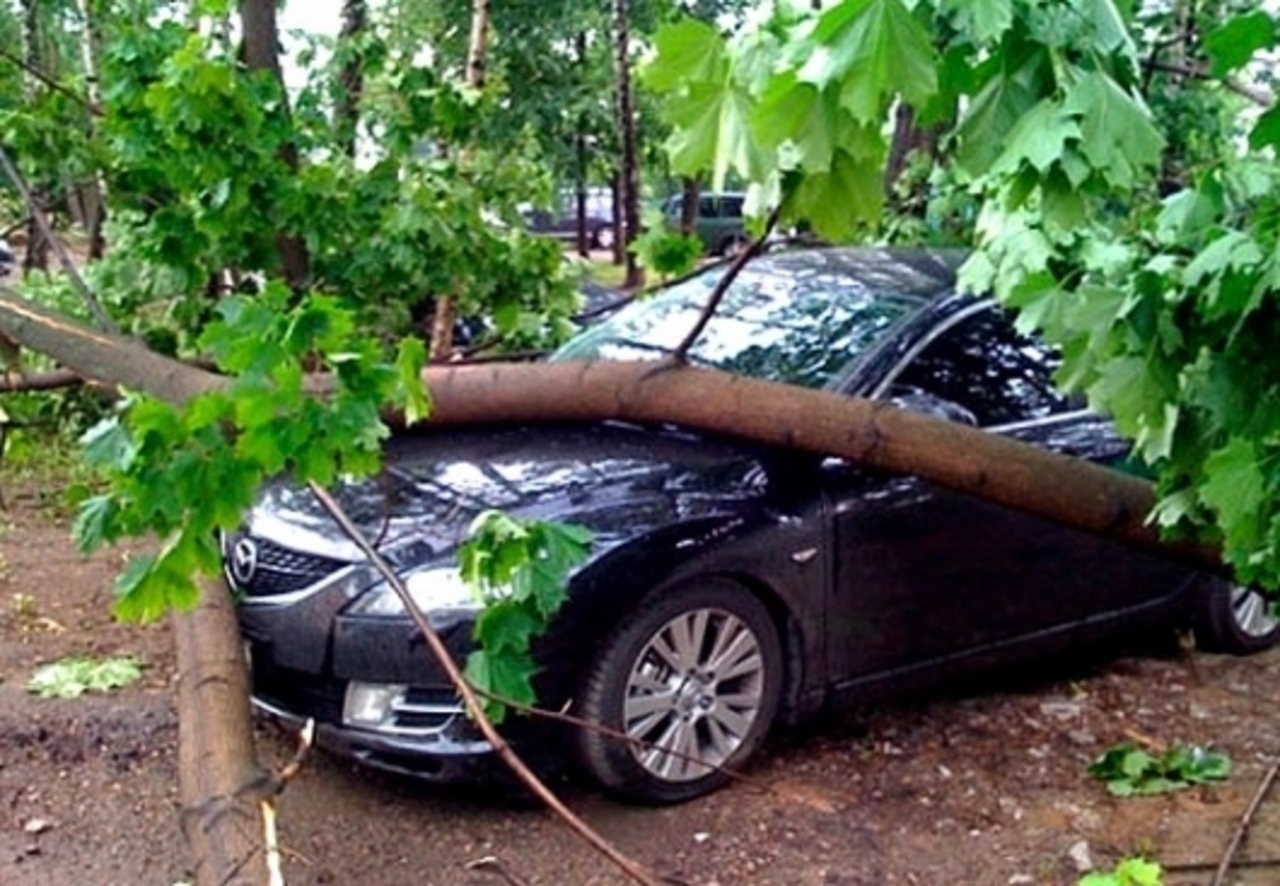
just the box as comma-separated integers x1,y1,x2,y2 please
427,0,491,361
73,0,106,257
19,0,50,273
334,0,368,159
238,0,309,289
613,0,643,288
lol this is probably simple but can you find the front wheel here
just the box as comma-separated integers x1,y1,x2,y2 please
574,578,783,804
1195,579,1280,654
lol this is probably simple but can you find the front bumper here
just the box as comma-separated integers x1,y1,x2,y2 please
252,691,497,783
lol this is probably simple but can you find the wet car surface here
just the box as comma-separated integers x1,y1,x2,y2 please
223,246,1280,803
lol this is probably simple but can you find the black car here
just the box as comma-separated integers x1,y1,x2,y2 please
223,247,1279,804
523,207,614,251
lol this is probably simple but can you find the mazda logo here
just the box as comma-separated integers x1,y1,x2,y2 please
229,537,259,587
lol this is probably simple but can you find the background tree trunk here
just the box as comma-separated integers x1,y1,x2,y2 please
428,0,490,361
20,0,51,275
335,0,368,159
75,0,108,259
613,0,643,289
238,0,310,289
679,177,701,235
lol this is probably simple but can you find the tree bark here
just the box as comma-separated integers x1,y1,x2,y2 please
20,0,51,274
0,285,1223,576
175,575,267,886
76,0,108,259
428,0,491,361
335,0,368,159
679,177,701,235
239,0,310,290
613,0,644,289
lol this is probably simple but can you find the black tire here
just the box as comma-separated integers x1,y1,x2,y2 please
718,233,748,257
1194,578,1280,654
574,578,783,804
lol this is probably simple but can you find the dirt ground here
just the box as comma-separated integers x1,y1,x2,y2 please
4,486,1280,886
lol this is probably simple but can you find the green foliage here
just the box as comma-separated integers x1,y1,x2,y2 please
1087,742,1231,796
28,656,144,699
652,1,1280,591
459,511,592,723
73,290,427,622
630,214,705,281
1079,857,1164,886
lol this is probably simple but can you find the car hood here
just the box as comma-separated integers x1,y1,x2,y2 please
241,422,771,565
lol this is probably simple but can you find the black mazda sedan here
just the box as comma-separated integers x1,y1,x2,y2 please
222,247,1279,803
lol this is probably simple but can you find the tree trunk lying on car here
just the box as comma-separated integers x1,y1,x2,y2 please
0,285,1222,574
0,285,1225,885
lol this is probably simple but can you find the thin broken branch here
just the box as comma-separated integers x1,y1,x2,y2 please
305,481,665,886
1149,60,1275,107
670,205,781,362
0,367,90,393
0,46,100,113
0,146,117,332
1211,757,1280,886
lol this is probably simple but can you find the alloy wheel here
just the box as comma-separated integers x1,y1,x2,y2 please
1231,586,1278,638
622,607,767,782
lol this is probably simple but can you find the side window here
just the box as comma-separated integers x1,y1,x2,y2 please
889,308,1076,427
698,196,719,218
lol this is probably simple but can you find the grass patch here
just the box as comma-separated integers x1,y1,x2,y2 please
585,256,629,289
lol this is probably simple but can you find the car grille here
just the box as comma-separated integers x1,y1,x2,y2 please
235,537,347,597
394,687,464,732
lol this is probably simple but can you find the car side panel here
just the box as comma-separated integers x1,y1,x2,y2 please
821,414,1194,690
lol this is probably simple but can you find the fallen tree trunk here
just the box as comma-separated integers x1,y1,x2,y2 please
0,285,1220,575
174,574,266,886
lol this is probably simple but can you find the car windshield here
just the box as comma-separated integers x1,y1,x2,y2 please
552,256,921,389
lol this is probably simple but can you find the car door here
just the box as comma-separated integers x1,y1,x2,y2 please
824,303,1188,686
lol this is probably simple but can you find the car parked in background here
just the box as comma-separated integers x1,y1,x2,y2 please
522,187,616,251
222,246,1279,804
661,191,748,256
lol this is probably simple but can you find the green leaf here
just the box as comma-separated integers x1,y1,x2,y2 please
799,0,938,123
989,99,1081,176
464,647,537,724
645,20,726,93
1200,439,1266,558
28,656,144,699
1062,71,1164,189
938,0,1014,44
81,418,137,472
1248,105,1280,153
472,600,541,657
1203,11,1276,77
752,75,838,173
663,79,770,191
790,147,884,238
955,55,1045,175
394,337,431,425
73,494,118,555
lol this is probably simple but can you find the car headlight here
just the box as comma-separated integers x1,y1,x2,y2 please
346,567,479,617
